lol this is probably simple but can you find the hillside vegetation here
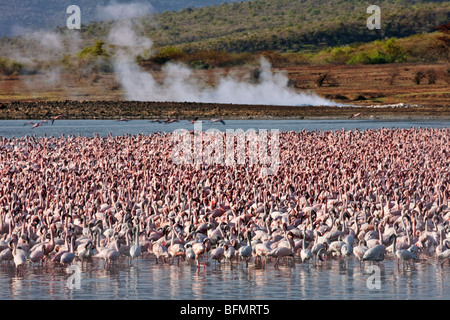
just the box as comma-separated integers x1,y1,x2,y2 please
0,0,248,37
77,0,450,53
138,31,449,68
0,0,448,76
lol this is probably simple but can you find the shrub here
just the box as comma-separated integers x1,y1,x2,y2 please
387,69,400,85
426,69,437,84
282,52,311,65
445,65,450,84
77,40,108,59
63,40,113,79
179,50,256,68
0,57,23,75
383,38,406,63
187,50,232,68
150,47,185,65
413,70,426,84
345,38,406,65
315,72,338,87
367,50,390,64
260,51,289,67
347,49,394,65
346,50,388,64
326,46,352,64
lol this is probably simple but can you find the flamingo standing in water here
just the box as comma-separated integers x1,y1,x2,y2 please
77,241,93,263
185,243,196,264
60,236,75,266
268,232,295,268
210,243,225,266
29,244,45,267
300,230,312,263
341,237,353,259
129,220,142,262
0,247,13,266
193,238,210,269
362,244,386,264
43,229,56,261
224,240,236,264
238,231,253,266
11,241,27,274
390,234,416,270
437,247,450,266
152,241,169,264
168,227,185,266
353,240,369,266
94,234,120,268
254,240,271,267
268,245,294,268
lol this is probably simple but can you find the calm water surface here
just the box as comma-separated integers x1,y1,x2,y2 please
1,256,449,300
0,119,449,138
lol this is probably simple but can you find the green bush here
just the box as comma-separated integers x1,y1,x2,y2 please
383,38,406,63
77,40,108,59
325,46,352,64
144,48,258,68
0,57,23,75
346,38,406,64
61,40,113,78
150,47,185,65
346,51,371,64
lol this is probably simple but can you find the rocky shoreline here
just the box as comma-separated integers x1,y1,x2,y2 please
0,100,449,120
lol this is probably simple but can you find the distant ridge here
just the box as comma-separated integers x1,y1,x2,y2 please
0,0,250,38
0,0,448,61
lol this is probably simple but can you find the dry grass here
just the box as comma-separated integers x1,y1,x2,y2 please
0,63,448,107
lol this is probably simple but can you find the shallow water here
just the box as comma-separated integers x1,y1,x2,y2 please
1,255,449,300
0,119,449,138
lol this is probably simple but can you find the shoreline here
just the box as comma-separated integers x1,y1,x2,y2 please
1,100,449,120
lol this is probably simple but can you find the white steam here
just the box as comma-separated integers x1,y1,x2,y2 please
6,1,338,106
3,28,82,66
109,21,337,106
4,28,84,98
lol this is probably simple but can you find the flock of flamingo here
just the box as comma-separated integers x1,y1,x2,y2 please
22,115,226,128
0,125,449,276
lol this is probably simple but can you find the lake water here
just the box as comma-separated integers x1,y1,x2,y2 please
1,119,450,138
1,255,449,300
1,119,449,301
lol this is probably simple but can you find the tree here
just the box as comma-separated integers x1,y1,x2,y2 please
71,40,112,80
0,57,23,75
433,23,450,62
413,70,426,85
383,38,406,63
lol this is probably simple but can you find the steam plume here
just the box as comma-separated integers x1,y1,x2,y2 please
107,9,338,106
